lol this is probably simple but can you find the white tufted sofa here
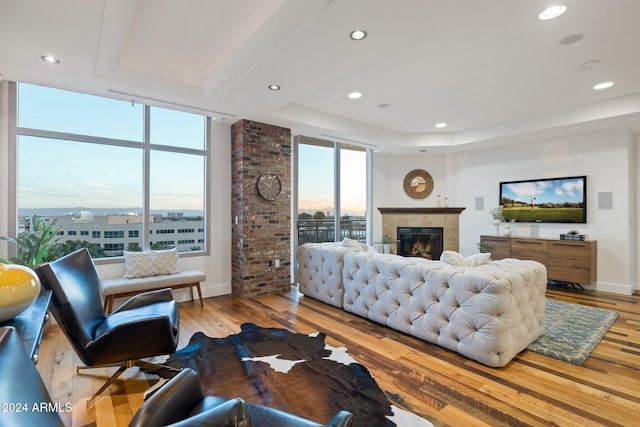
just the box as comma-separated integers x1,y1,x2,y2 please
296,242,367,307
297,242,547,367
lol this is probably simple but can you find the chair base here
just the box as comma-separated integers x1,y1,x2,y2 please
78,359,181,407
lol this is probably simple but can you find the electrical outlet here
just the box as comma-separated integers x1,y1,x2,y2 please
274,259,280,268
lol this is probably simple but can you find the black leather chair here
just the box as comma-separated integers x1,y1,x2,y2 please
0,326,65,426
35,248,180,407
129,368,355,427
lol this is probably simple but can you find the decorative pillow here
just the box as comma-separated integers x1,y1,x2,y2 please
440,250,467,266
465,252,492,267
123,248,179,278
341,237,368,251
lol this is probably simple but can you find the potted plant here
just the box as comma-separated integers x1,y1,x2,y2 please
489,206,504,235
376,235,400,254
0,215,62,270
477,241,495,256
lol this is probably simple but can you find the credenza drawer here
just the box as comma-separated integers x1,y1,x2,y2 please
480,236,511,260
511,239,547,263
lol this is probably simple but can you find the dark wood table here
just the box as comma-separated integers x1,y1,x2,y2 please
0,290,51,364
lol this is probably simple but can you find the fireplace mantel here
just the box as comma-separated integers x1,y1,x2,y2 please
378,207,465,215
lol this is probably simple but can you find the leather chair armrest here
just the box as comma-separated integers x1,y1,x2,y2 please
129,369,204,427
246,404,354,427
325,411,355,427
167,398,251,427
112,288,174,313
130,369,252,427
0,327,66,427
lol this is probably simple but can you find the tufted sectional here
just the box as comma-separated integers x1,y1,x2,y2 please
297,243,547,367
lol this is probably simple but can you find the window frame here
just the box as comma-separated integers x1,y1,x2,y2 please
7,82,211,263
293,135,373,246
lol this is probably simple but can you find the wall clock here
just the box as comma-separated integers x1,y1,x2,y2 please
257,173,282,201
403,169,434,199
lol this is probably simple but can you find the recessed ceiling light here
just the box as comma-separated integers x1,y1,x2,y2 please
41,54,61,64
435,122,447,128
350,30,367,41
268,84,281,91
559,34,583,45
593,81,614,90
538,5,567,20
581,60,600,70
347,91,362,99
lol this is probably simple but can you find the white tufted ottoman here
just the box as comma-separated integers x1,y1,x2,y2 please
342,252,547,367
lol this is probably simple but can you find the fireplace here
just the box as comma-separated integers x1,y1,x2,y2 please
397,227,443,259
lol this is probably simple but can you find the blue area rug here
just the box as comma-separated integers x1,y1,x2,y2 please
527,299,619,365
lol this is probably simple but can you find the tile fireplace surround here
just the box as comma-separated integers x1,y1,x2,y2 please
378,207,466,254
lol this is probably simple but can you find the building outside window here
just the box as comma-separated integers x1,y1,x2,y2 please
11,82,209,259
104,231,125,239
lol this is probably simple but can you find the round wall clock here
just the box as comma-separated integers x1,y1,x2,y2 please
403,169,434,199
257,173,282,201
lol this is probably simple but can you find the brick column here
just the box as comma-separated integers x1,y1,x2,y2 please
231,120,291,298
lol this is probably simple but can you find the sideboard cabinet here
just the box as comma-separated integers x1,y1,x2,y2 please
480,235,597,285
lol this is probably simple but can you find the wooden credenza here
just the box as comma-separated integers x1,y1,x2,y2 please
480,235,597,285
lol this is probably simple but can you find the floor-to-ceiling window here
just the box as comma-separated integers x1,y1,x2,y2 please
9,82,209,259
295,136,368,246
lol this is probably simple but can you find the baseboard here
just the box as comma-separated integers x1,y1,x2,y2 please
172,282,231,303
596,281,634,296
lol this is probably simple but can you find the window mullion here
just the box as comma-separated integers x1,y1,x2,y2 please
143,105,151,250
334,142,340,242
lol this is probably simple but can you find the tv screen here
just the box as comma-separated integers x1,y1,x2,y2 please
499,176,587,223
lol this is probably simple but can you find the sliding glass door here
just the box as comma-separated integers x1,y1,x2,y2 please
295,136,368,246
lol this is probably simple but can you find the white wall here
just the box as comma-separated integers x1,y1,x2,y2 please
375,127,637,295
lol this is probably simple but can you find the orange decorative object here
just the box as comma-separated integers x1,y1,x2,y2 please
0,264,41,322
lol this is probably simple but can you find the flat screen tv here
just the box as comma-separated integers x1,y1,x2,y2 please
499,176,587,223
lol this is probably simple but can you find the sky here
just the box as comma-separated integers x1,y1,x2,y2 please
17,83,367,216
297,143,367,216
17,83,205,212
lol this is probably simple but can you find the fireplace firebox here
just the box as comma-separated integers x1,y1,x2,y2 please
397,227,443,259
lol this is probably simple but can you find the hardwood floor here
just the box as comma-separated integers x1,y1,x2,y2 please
37,287,640,427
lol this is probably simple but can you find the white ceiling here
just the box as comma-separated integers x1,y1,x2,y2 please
1,0,639,152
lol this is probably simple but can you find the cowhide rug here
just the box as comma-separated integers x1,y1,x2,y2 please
160,323,433,427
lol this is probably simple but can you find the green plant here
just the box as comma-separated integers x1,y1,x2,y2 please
489,206,504,221
477,241,495,254
377,235,400,246
0,215,62,270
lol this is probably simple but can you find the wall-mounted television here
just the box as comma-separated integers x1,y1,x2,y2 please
499,176,587,223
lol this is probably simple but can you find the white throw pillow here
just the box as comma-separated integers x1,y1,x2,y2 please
465,252,492,267
341,237,368,251
123,248,179,278
440,250,467,266
440,251,492,267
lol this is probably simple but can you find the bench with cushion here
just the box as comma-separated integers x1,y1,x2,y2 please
99,248,206,313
